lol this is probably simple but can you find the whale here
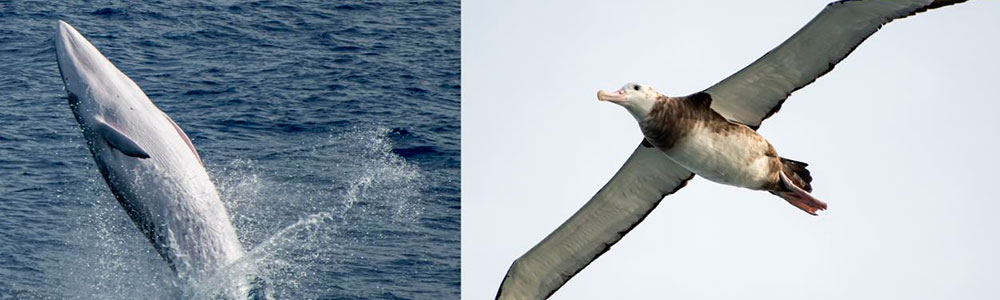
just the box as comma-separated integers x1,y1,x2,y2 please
55,20,268,299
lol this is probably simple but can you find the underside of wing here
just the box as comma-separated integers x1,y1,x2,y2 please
496,141,694,300
705,0,966,129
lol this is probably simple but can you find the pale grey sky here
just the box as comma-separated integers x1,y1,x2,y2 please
462,1,1000,299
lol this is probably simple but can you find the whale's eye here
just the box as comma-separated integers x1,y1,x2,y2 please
633,85,640,91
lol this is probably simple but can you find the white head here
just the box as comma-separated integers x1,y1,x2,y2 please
56,20,153,124
597,83,662,121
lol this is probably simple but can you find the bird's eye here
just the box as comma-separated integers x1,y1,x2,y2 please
633,85,640,91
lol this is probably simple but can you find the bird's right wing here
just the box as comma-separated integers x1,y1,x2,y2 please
496,140,694,300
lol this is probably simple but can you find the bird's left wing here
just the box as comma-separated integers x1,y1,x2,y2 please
704,0,966,129
496,141,694,300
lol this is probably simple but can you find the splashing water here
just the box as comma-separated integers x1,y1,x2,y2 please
58,176,179,300
59,126,429,299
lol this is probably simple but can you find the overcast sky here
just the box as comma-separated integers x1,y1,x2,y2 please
462,1,1000,299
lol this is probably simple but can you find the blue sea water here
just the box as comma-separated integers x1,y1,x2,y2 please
0,1,459,299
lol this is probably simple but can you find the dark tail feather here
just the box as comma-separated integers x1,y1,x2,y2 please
779,157,812,192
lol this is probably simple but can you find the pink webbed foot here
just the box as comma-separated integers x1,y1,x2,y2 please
777,172,827,215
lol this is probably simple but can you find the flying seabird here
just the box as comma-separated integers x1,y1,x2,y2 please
496,0,969,299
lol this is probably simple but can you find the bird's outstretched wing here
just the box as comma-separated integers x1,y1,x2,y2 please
496,141,694,300
705,0,965,129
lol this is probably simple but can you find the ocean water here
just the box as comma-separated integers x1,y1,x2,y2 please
0,1,459,299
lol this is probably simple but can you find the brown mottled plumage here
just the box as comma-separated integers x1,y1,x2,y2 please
638,92,813,197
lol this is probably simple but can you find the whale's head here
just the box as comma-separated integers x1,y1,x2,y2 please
597,83,663,121
55,20,145,116
56,20,100,108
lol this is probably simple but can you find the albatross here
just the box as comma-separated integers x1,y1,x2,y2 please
496,0,968,299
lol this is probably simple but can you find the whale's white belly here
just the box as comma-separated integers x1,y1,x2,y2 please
57,19,263,299
87,111,245,281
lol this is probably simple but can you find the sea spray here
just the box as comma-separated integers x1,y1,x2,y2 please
201,126,427,298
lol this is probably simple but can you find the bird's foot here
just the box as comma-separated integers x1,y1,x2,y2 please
778,172,827,215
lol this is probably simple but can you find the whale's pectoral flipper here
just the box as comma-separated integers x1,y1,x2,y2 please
95,117,151,158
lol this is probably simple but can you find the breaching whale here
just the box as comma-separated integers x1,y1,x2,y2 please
55,20,267,299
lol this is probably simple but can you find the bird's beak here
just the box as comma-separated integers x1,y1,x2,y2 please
597,89,627,104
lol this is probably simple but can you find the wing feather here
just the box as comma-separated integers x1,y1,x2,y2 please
496,141,694,300
705,0,966,128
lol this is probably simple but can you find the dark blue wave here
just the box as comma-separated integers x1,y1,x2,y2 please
90,8,125,16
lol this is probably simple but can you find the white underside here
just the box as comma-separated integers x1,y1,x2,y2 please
663,123,773,190
56,21,252,295
91,136,245,281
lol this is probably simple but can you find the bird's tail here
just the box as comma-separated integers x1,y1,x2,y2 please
780,157,812,192
771,157,826,215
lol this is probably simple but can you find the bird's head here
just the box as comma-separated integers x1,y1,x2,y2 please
597,83,662,121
